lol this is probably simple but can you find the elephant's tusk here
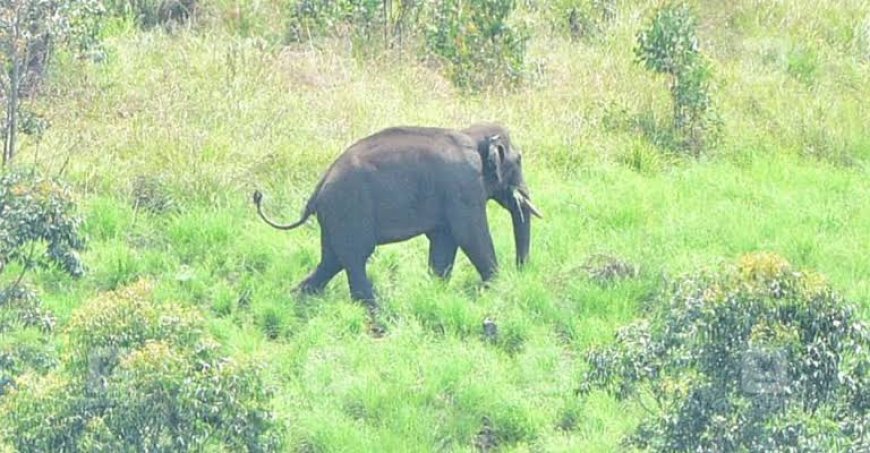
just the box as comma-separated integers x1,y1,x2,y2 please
513,189,543,220
512,190,525,223
518,192,543,219
525,200,543,219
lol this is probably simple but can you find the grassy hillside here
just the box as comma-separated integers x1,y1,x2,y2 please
4,0,869,450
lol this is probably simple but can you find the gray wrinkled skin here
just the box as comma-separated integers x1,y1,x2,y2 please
253,123,541,307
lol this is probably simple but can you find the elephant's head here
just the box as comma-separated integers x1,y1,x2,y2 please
464,123,542,268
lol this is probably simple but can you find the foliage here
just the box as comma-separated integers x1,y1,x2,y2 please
105,341,276,451
287,0,426,43
64,279,204,369
554,0,616,41
0,280,280,451
424,0,529,91
284,0,529,90
0,168,80,401
0,373,82,451
580,252,869,451
0,168,85,279
286,0,390,44
634,2,719,155
0,0,105,164
0,326,58,396
103,0,198,30
0,284,55,333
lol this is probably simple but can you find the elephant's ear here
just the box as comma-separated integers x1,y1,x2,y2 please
485,134,505,184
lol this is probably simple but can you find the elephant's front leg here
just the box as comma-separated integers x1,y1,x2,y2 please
447,205,498,281
426,229,458,279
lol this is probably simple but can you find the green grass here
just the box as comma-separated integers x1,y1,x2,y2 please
5,0,869,450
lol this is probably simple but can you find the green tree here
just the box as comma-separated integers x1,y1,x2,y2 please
634,2,718,155
425,0,529,91
1,0,104,165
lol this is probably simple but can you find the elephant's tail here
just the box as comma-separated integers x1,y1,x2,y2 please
252,189,315,231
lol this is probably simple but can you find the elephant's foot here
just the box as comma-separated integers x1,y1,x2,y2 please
360,299,386,337
349,289,382,337
293,285,321,296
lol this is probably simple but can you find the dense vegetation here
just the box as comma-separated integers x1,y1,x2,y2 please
1,0,868,450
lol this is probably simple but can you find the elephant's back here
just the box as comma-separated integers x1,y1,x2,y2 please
353,125,475,156
328,126,477,175
312,125,481,217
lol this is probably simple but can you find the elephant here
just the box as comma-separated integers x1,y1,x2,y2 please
253,123,541,309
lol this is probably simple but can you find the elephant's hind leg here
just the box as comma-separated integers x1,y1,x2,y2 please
296,235,342,295
328,227,377,306
345,262,375,305
317,186,377,307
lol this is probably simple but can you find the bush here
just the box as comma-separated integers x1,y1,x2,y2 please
0,373,82,451
0,327,58,396
635,2,719,155
104,0,198,30
0,168,84,403
0,285,56,333
1,280,280,452
286,0,385,43
425,0,529,91
283,0,527,91
105,341,276,451
287,0,425,43
579,252,869,451
0,168,85,279
65,280,204,370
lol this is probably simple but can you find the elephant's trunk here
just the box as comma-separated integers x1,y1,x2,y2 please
500,186,540,268
511,203,532,268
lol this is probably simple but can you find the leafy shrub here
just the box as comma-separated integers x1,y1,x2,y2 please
104,0,198,30
579,252,869,451
0,327,58,396
0,285,55,333
103,341,277,451
425,0,529,91
286,0,384,43
0,169,82,399
0,168,85,279
1,280,280,451
283,0,527,90
635,2,719,155
65,280,204,370
286,0,425,47
0,373,82,451
0,0,105,91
